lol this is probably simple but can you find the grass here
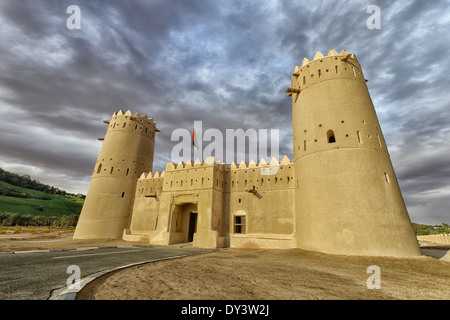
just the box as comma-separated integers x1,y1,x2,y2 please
0,180,83,217
0,225,75,234
0,180,52,198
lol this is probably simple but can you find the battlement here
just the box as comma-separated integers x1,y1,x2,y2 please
140,155,294,174
111,109,157,126
136,155,294,195
297,49,357,70
102,109,160,141
230,155,292,170
164,157,228,172
286,49,366,97
138,170,165,180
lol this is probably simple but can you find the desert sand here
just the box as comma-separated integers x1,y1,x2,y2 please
1,229,449,300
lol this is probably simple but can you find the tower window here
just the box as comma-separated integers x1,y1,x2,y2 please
121,192,125,198
357,131,362,143
97,163,102,174
327,130,336,143
384,173,390,183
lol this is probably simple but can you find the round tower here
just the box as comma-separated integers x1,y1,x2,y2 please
288,49,421,257
73,110,158,239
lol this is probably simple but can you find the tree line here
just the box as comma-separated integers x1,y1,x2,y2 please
0,212,78,227
0,167,82,197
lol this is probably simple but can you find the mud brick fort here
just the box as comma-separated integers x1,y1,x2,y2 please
74,49,421,257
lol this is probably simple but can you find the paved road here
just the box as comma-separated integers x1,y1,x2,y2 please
0,245,215,300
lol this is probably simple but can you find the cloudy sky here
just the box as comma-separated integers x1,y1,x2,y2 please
0,0,449,225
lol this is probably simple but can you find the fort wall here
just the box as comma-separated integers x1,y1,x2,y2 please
74,110,158,240
290,50,421,257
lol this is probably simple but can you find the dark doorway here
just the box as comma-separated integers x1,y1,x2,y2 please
188,212,197,242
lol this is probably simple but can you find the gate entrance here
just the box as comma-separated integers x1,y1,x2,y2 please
170,203,198,244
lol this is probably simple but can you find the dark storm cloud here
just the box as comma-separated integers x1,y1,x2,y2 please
0,0,449,224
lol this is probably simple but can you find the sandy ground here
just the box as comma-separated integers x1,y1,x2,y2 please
77,246,450,300
1,229,450,300
0,228,144,252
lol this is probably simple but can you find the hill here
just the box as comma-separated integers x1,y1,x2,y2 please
0,179,84,216
0,168,84,227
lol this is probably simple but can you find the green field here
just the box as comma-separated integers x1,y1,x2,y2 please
0,180,84,217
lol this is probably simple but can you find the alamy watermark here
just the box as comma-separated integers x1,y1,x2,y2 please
366,265,381,289
66,5,81,30
366,5,381,29
171,121,280,175
66,265,81,290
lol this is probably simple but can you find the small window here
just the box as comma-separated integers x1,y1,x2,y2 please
121,192,125,198
327,130,336,143
384,173,390,183
234,215,246,234
357,131,362,143
97,163,102,174
126,168,129,176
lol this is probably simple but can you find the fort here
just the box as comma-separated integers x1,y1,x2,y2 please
73,49,422,257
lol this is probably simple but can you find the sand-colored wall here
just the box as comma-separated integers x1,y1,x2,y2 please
123,173,163,241
73,110,157,240
143,158,227,248
290,50,421,257
227,157,295,249
125,156,296,249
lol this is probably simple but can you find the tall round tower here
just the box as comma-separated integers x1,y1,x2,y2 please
288,49,421,257
73,110,158,239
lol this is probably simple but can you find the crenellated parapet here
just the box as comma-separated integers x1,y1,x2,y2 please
101,109,160,142
136,171,165,198
286,49,366,97
135,155,294,195
229,155,294,193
